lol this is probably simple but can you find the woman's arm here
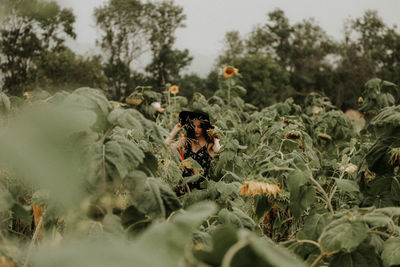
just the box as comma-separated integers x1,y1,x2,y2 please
165,123,185,150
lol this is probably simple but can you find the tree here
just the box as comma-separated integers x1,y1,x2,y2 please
0,0,76,95
94,0,150,101
35,48,107,92
334,10,400,109
215,9,335,107
246,9,293,66
289,19,336,98
233,55,290,107
217,31,245,66
145,0,192,90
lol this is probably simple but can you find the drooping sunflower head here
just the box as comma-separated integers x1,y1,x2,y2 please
223,66,239,78
170,85,179,95
239,181,281,198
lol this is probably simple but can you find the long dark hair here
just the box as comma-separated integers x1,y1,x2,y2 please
184,118,215,145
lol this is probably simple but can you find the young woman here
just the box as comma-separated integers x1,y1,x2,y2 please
165,110,221,192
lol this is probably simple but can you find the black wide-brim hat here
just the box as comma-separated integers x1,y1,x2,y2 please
179,110,214,130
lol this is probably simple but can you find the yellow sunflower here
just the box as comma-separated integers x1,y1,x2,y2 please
170,85,179,95
223,66,239,78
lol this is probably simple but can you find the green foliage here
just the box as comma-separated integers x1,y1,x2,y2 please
319,217,369,253
94,0,149,100
35,49,107,92
145,1,193,89
232,54,290,107
286,167,316,218
381,237,400,267
0,0,77,95
1,67,400,267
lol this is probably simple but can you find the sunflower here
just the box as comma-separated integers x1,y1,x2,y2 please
223,66,239,78
239,181,281,198
170,85,179,95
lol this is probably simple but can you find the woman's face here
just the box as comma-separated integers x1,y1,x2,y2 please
192,119,203,138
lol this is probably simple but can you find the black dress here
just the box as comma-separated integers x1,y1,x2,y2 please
182,141,212,190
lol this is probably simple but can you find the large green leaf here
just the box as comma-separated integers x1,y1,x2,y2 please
286,168,315,217
319,217,368,253
193,226,239,265
217,207,255,230
133,201,216,266
127,173,181,219
0,106,93,209
62,87,110,132
361,212,393,229
84,131,145,184
372,207,400,217
34,202,216,267
286,168,310,198
329,243,382,267
297,211,333,241
381,237,400,267
194,226,306,267
247,232,307,267
120,205,151,235
334,178,360,193
107,109,144,137
105,134,145,178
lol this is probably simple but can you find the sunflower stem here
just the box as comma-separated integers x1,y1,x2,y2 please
228,85,231,107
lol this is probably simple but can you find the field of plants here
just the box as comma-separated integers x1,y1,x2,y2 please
0,73,400,267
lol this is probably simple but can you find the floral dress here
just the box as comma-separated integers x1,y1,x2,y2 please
182,141,212,190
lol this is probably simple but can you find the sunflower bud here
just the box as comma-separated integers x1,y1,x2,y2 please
317,133,332,141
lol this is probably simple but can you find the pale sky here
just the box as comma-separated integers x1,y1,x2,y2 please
58,0,400,77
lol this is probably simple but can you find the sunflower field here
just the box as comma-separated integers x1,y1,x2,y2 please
0,72,400,267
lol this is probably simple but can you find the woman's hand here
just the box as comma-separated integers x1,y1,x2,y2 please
165,123,183,146
172,123,183,134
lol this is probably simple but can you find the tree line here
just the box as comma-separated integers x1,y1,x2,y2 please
0,0,399,110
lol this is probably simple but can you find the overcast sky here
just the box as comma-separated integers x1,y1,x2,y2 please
58,0,400,77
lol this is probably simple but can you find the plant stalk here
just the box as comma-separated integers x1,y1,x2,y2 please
23,211,46,267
